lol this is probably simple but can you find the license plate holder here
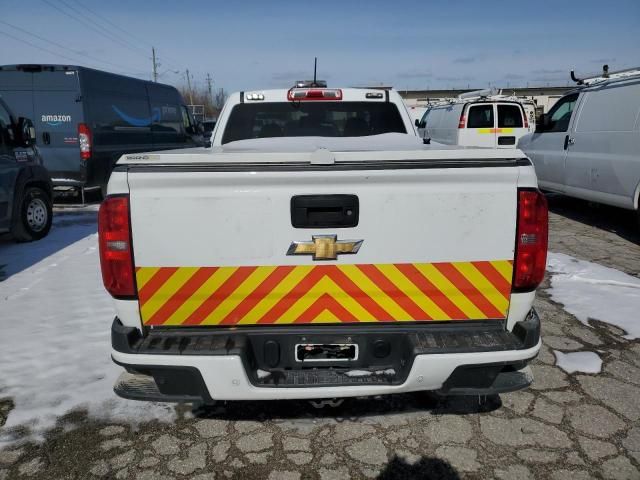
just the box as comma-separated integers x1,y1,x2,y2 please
295,343,358,362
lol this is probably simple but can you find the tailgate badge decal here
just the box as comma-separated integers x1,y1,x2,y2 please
287,235,363,261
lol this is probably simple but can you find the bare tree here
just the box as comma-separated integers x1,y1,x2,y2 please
177,84,226,119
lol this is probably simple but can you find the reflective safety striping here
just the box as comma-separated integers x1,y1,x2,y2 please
137,261,514,326
476,128,515,134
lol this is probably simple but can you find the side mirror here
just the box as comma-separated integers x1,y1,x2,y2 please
414,118,420,127
17,117,36,147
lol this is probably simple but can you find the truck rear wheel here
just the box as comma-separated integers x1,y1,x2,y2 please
11,186,53,242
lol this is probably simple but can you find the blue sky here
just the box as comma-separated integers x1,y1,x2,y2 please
1,0,638,93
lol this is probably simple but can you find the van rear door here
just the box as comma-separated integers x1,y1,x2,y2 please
461,103,495,147
32,70,84,185
495,103,527,149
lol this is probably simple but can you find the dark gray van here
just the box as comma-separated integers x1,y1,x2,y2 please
0,96,53,241
0,65,204,197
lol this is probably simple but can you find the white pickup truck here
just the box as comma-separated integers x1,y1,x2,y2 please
100,85,547,404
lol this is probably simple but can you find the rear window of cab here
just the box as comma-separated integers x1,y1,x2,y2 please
221,102,406,144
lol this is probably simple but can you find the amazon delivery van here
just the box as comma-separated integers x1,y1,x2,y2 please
0,65,204,197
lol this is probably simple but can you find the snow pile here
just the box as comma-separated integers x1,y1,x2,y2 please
546,252,640,339
0,212,174,445
554,350,602,374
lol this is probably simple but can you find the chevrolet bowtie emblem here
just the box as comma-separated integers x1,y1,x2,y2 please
287,235,363,261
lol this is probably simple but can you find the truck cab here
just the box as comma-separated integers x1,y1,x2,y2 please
209,86,416,146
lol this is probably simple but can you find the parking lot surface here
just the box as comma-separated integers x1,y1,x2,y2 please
1,195,639,480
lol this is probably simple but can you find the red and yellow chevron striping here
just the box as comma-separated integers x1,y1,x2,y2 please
136,261,513,326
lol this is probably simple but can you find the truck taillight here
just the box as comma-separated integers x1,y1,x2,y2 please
99,195,136,298
513,189,548,291
523,110,529,128
287,88,342,101
458,113,466,128
78,123,92,160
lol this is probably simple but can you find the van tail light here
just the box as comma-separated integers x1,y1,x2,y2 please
99,195,136,298
513,189,548,291
523,110,529,129
458,113,466,128
78,123,92,160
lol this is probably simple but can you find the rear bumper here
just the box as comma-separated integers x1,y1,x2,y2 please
111,310,541,402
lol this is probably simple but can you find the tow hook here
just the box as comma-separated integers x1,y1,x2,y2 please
309,398,344,409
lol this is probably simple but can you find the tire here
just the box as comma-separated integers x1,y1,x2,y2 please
10,186,53,242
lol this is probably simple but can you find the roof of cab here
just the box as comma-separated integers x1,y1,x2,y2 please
229,88,400,104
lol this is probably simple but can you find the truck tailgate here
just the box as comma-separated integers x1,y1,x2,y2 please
127,161,519,327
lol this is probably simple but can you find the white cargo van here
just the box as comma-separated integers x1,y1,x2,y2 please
417,93,531,148
518,68,640,224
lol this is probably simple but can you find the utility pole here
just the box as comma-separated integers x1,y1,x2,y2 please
206,73,213,113
152,47,158,82
185,69,193,104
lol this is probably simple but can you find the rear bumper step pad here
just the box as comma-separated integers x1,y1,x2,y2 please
112,310,539,399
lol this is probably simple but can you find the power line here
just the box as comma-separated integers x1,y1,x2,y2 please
59,0,184,72
0,20,135,73
65,0,154,49
56,0,151,59
40,0,151,60
0,28,150,79
0,28,91,65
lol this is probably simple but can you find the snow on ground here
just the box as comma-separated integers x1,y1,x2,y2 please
0,208,174,446
553,350,603,374
547,252,640,339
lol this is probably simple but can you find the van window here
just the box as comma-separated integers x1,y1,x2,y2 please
546,93,578,133
497,105,523,128
575,82,640,133
428,108,442,128
466,104,494,128
221,102,406,144
181,106,192,131
0,103,12,147
420,109,430,125
87,94,152,145
148,85,184,144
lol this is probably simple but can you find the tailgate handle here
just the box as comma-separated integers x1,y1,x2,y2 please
291,195,359,228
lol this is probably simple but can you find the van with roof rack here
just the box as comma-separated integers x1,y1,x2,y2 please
0,65,204,200
518,66,640,226
416,89,533,148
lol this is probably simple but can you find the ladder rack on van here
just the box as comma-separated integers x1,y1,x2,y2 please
571,65,640,86
429,91,535,108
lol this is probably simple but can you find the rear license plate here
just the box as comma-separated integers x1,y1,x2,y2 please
295,343,358,362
